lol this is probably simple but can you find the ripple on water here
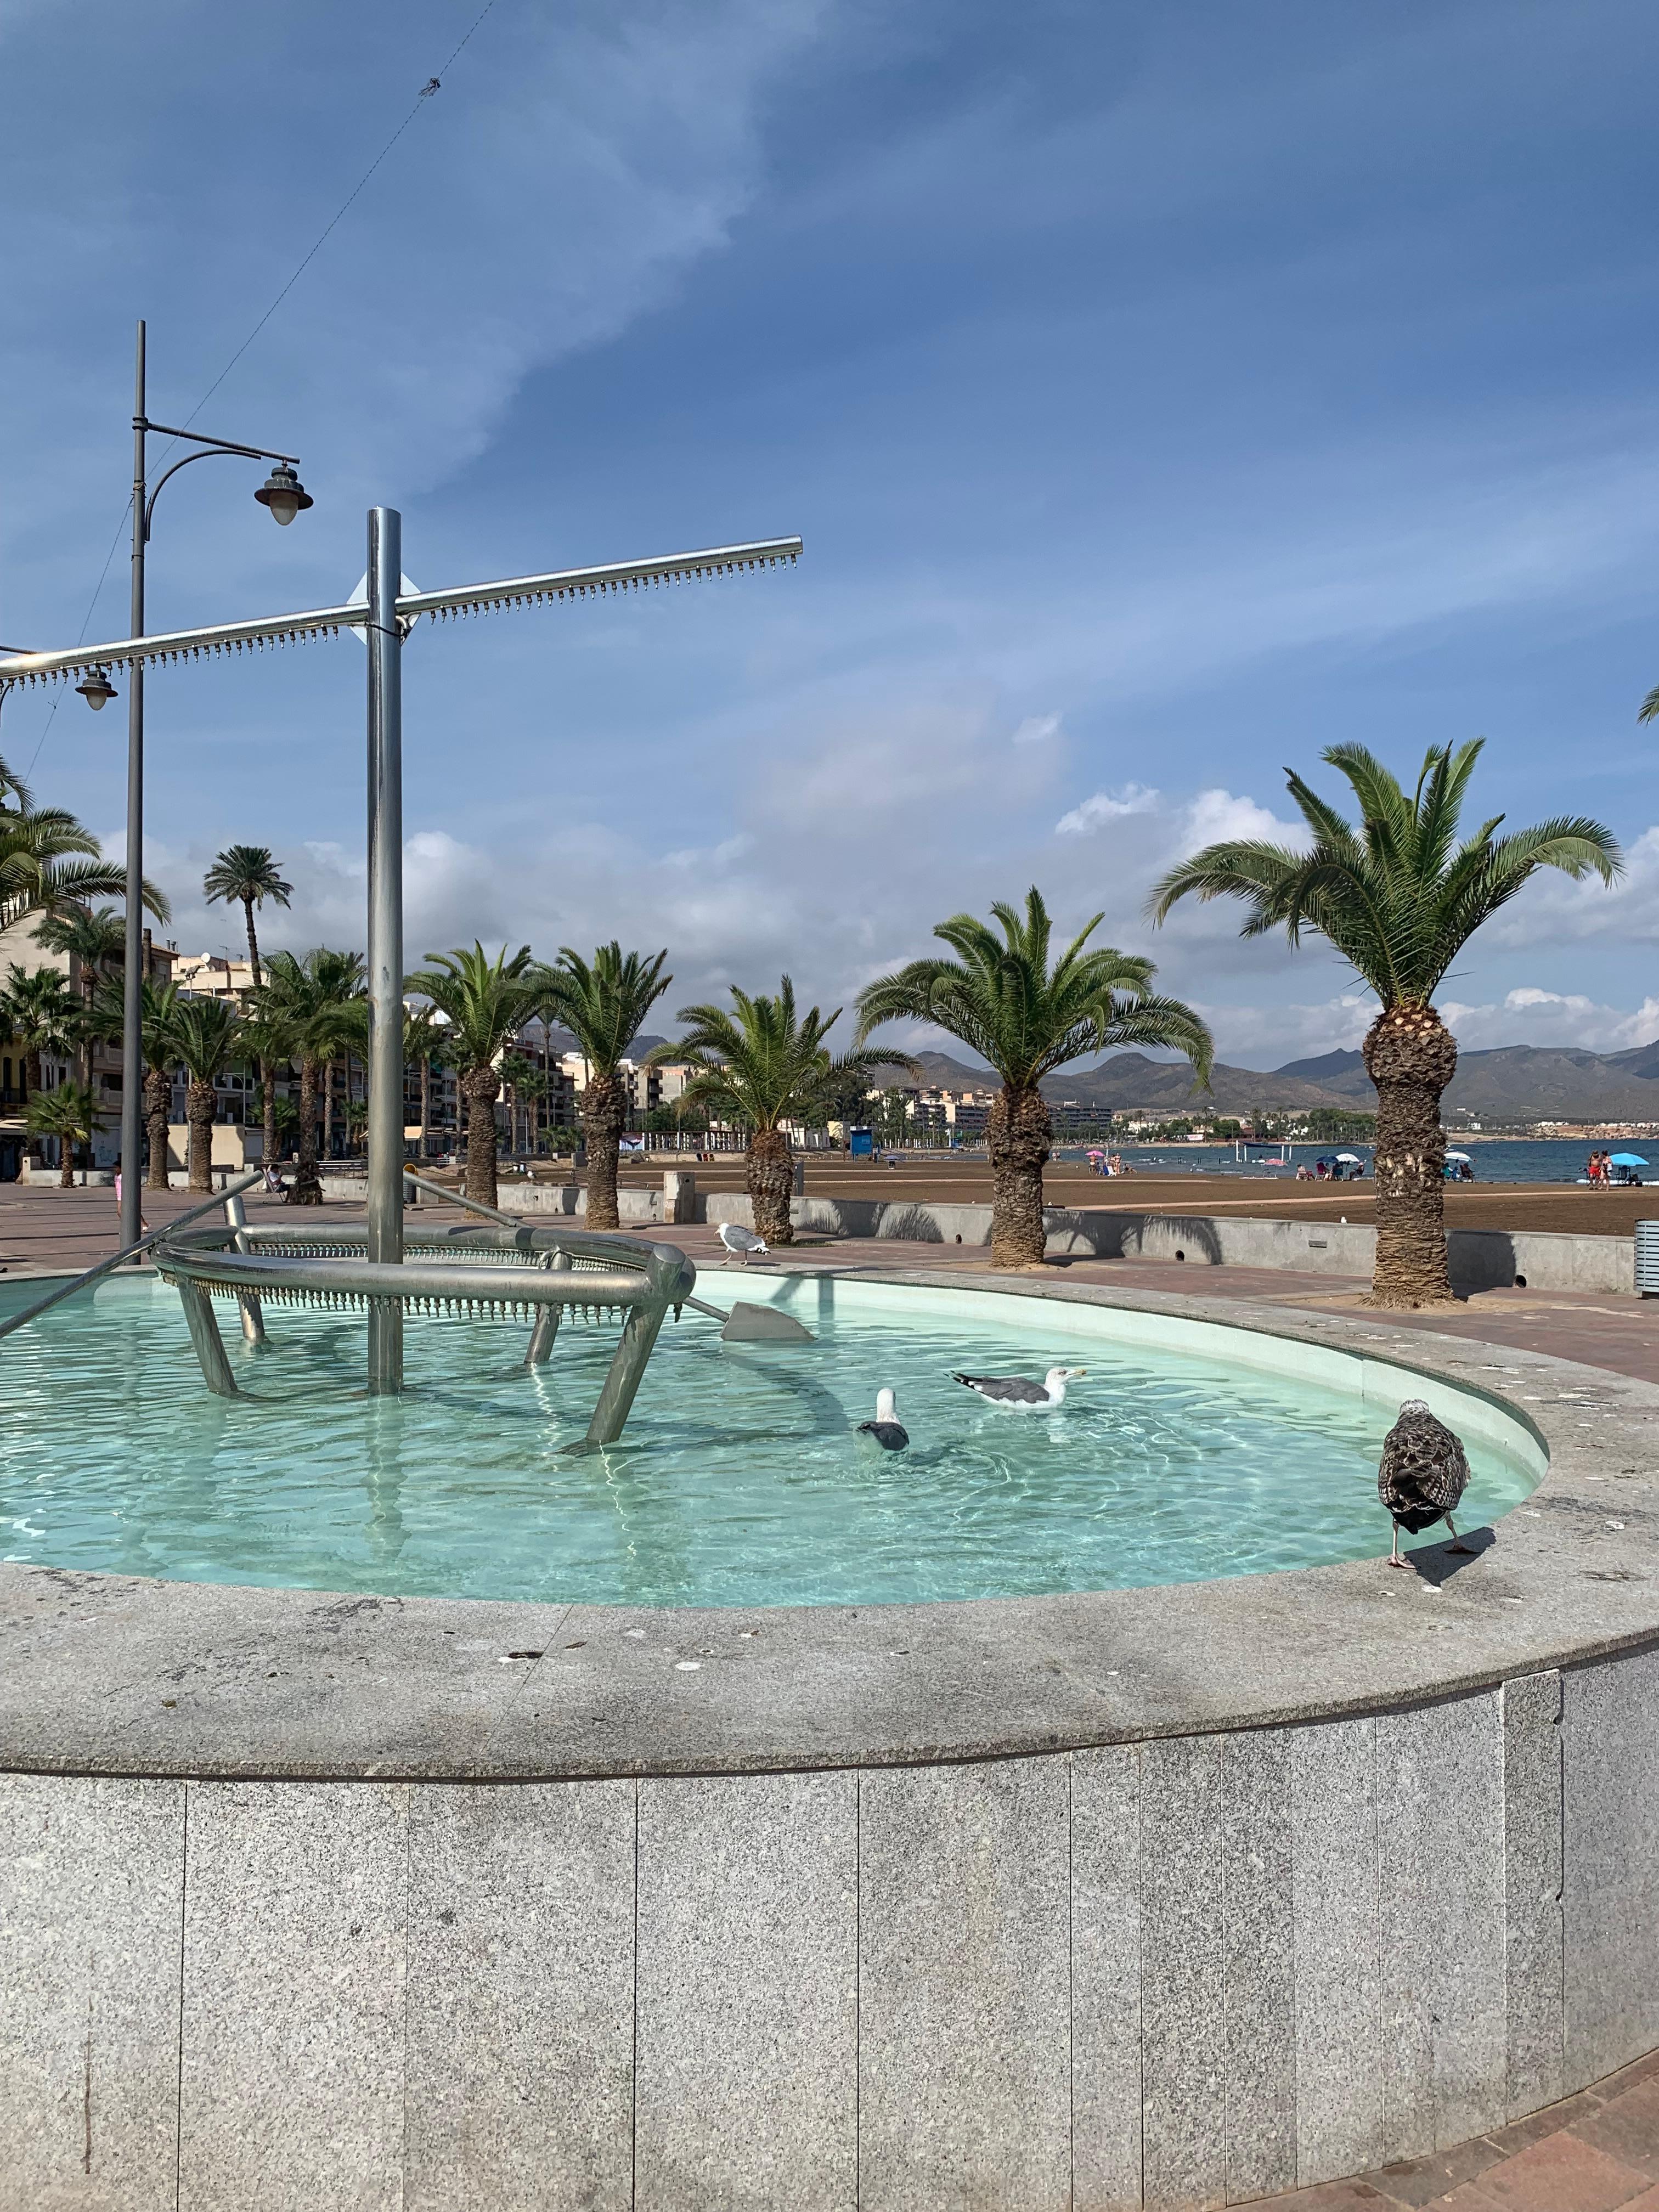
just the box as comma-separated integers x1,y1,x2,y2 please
0,1282,1539,1606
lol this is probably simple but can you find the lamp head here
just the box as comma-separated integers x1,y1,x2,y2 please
254,461,313,527
76,667,117,711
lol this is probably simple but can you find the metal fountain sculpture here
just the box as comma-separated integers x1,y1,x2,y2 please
0,515,801,1443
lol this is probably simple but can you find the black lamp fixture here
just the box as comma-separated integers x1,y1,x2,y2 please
75,666,118,711
254,461,314,527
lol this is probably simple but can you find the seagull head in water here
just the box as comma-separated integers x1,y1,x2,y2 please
718,1222,769,1266
856,1387,909,1453
952,1365,1086,1410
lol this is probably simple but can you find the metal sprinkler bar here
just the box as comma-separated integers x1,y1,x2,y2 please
0,538,804,692
3,514,798,1400
153,1220,696,1447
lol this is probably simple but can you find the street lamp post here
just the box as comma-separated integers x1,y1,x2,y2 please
117,320,313,1250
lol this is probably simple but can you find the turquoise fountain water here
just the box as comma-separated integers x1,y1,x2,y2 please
0,1278,1538,1607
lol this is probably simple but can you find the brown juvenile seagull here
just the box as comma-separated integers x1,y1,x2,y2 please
1378,1398,1471,1567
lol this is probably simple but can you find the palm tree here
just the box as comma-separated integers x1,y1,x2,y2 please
253,949,366,1203
857,888,1212,1269
25,1081,97,1188
405,945,541,1209
0,760,170,932
236,1002,300,1172
163,996,245,1194
33,905,126,1088
406,1006,446,1161
0,965,80,1109
656,977,894,1244
202,845,292,989
1148,741,1621,1307
95,974,184,1188
537,944,672,1229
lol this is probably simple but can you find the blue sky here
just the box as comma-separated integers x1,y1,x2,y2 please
3,0,1658,1067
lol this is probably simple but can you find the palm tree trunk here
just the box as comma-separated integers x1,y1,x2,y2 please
582,1071,627,1231
187,1077,215,1194
1363,1004,1457,1308
292,1055,323,1204
419,1056,430,1158
987,1083,1050,1268
242,898,263,990
323,1059,334,1160
58,1128,74,1189
462,1066,501,1208
748,1125,795,1245
145,1068,171,1190
261,1058,276,1169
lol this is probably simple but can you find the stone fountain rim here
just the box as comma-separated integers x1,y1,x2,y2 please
0,1267,1655,1782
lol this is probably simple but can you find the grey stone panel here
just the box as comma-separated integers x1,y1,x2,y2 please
1220,1729,1296,2204
1138,1736,1226,2211
1502,1669,1564,2119
178,1780,408,2212
405,1780,635,2212
1562,1644,1659,2085
635,1771,856,2211
1071,1745,1143,2212
859,1757,1069,2212
0,1775,184,2212
1290,1717,1383,2187
1375,1694,1506,2159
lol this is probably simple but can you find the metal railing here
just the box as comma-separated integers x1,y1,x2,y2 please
0,1169,263,1347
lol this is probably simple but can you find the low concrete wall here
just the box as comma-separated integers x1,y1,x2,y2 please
703,1193,1637,1293
3,1658,1654,2209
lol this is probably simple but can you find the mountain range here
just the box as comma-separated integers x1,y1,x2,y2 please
867,1042,1659,1124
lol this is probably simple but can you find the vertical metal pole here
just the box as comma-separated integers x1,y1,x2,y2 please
119,321,146,1252
365,506,404,1393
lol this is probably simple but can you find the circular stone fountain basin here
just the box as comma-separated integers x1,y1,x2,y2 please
0,1271,1542,1606
2,1268,1656,2212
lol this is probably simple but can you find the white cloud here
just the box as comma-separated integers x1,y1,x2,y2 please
1178,788,1304,853
1055,782,1161,834
1439,988,1659,1054
1012,713,1062,747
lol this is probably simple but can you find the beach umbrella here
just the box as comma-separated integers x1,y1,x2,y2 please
1445,1150,1472,1162
1335,1152,1363,1163
1610,1153,1649,1167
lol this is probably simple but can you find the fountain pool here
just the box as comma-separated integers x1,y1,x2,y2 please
0,1271,1541,1607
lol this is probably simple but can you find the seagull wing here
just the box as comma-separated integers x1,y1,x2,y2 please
952,1372,1052,1404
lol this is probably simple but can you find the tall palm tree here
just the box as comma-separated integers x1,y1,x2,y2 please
538,944,672,1229
25,1081,97,1188
164,997,245,1193
656,978,894,1245
33,905,126,1089
406,1005,446,1161
236,1002,300,1172
405,945,541,1209
252,949,366,1203
857,888,1212,1268
1148,741,1621,1307
0,964,80,1105
94,975,184,1188
202,845,292,989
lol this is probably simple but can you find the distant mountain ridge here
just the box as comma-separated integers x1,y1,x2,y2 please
871,1041,1659,1122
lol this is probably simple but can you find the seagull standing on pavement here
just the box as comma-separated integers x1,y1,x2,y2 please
952,1365,1086,1411
1378,1400,1472,1567
718,1222,770,1266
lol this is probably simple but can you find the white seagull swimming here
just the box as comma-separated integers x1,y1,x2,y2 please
856,1388,909,1453
718,1222,770,1266
952,1365,1086,1410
